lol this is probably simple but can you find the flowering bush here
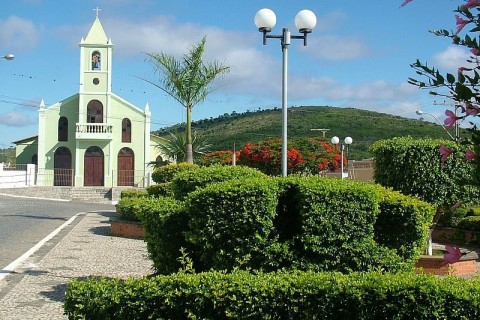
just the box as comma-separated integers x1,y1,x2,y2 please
196,150,238,166
237,138,342,176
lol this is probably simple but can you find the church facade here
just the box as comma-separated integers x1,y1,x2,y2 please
14,15,164,187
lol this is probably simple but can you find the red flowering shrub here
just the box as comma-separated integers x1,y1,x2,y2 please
236,138,342,176
197,150,238,166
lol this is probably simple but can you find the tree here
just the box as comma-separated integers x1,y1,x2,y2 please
155,131,212,163
403,0,480,183
144,37,229,164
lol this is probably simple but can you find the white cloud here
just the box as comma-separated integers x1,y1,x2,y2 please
432,46,471,71
0,111,33,127
306,35,370,60
0,16,41,51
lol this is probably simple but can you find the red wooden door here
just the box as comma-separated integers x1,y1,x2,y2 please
84,147,104,186
117,148,134,186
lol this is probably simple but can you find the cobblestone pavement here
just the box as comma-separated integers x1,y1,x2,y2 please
0,211,153,320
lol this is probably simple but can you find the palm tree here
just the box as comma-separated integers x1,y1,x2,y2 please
155,131,212,163
144,37,229,163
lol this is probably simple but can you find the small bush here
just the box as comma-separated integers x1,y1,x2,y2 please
120,189,147,199
151,163,198,184
373,187,435,261
457,215,480,231
171,165,267,200
115,197,147,222
146,183,173,198
370,137,479,207
140,197,189,274
65,271,480,320
185,177,280,271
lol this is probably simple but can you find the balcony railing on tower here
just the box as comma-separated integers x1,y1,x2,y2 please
76,123,113,140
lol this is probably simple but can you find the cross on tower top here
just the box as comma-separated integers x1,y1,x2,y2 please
93,6,101,18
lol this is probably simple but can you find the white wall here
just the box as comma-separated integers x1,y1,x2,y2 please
0,163,36,188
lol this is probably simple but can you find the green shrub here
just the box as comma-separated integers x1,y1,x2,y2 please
370,137,479,207
277,177,408,272
120,189,147,199
139,197,189,274
65,271,480,320
185,177,281,271
457,215,480,231
373,187,435,261
146,182,173,198
141,174,432,274
151,163,198,184
171,164,267,200
116,197,147,222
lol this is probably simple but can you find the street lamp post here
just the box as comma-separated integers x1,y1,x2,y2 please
255,8,316,177
331,136,352,179
416,110,456,141
1,54,15,61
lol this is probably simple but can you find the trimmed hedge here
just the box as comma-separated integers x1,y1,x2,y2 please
373,186,434,261
370,137,479,207
171,164,267,200
140,196,189,274
277,177,408,272
65,271,480,320
119,189,147,199
115,197,147,222
140,172,434,274
146,182,173,198
186,178,281,271
151,163,198,184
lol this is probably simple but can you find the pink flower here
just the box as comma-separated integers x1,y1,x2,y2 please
466,149,477,161
399,0,414,7
463,0,480,9
440,144,453,165
443,245,462,264
465,103,480,117
455,15,469,35
471,48,480,56
458,66,470,74
444,110,460,128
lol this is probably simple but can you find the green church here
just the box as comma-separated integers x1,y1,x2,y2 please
14,14,165,188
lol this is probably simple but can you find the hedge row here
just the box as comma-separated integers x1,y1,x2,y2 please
65,271,480,320
370,137,479,207
142,172,434,274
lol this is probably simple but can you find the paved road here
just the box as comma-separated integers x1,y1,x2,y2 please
0,195,115,269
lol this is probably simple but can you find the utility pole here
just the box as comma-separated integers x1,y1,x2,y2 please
433,100,460,141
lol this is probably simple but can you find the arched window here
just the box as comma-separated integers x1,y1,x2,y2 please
122,118,131,143
87,100,103,123
58,116,68,141
91,50,101,70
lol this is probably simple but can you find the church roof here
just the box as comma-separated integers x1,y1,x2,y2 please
82,17,110,45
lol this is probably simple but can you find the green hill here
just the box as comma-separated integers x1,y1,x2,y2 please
153,105,461,161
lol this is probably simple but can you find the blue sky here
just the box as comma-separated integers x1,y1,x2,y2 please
0,0,467,148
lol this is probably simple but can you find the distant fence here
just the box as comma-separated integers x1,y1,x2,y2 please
0,163,36,188
348,159,374,181
111,170,151,188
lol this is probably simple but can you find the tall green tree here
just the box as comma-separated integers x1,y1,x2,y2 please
144,37,229,163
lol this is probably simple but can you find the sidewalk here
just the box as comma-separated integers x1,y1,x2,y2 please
0,211,152,320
